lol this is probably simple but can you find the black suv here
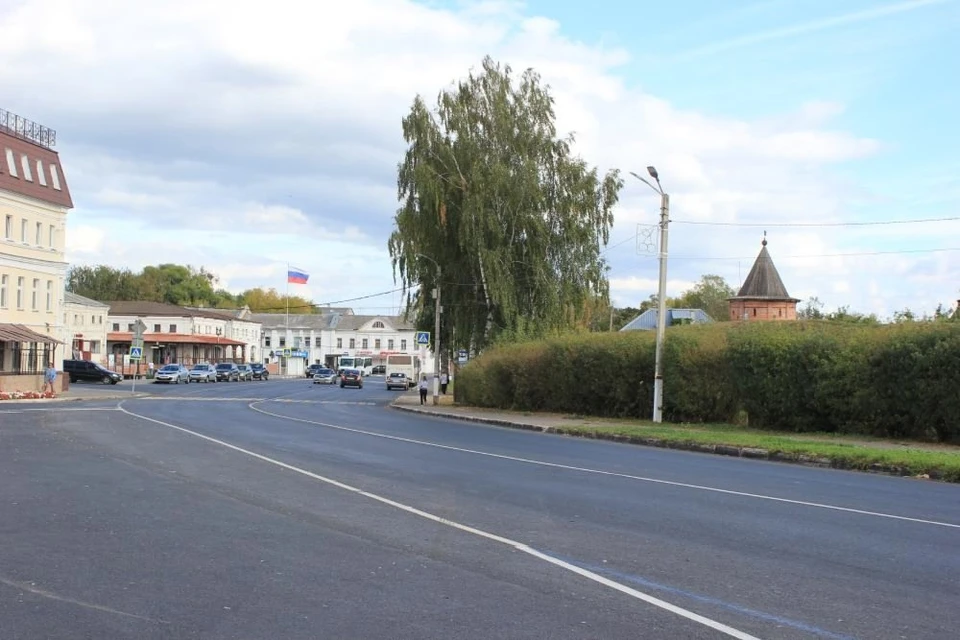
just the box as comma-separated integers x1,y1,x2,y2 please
215,363,240,381
63,359,122,385
250,363,269,380
306,364,324,378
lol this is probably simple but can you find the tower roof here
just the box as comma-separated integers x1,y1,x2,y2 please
730,236,799,301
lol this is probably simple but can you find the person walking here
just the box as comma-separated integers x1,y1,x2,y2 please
43,363,57,397
440,371,449,395
418,375,429,405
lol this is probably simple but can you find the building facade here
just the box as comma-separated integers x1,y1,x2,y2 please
0,109,72,390
62,292,109,363
728,237,800,321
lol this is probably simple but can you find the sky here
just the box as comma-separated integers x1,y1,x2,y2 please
1,0,958,319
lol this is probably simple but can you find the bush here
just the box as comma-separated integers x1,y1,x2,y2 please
456,321,960,442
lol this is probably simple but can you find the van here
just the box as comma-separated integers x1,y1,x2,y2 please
62,359,122,385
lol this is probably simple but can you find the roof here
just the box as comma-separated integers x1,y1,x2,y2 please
730,238,799,301
330,314,417,331
106,332,246,347
0,120,73,209
249,313,339,330
65,291,110,308
620,308,714,332
0,323,61,343
106,301,238,320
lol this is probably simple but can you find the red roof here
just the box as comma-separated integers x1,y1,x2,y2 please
107,332,246,347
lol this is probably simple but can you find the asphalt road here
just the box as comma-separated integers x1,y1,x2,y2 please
1,377,958,639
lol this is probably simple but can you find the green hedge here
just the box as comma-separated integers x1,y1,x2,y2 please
454,322,960,442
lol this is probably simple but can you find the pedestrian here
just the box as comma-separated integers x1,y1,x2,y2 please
419,375,428,405
440,371,448,395
43,362,57,397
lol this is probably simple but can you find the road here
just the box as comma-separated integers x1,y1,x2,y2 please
1,377,958,639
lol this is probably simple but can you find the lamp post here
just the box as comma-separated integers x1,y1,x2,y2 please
216,327,222,363
629,166,669,423
416,253,442,406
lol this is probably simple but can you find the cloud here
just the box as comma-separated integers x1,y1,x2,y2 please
4,0,955,319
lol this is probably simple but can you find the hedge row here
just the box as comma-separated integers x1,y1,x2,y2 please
454,322,960,442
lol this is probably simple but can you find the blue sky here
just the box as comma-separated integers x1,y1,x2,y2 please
1,0,957,318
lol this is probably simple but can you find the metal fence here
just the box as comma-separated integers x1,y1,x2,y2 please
0,343,53,375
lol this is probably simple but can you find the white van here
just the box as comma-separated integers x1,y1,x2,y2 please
385,354,420,389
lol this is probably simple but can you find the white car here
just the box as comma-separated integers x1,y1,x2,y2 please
385,372,409,390
155,364,190,384
188,363,217,383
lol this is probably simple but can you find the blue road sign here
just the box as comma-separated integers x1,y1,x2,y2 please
416,331,431,345
129,346,143,360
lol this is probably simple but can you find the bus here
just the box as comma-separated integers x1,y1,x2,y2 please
338,356,373,376
385,354,421,388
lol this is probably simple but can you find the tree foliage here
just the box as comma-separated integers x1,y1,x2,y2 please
388,56,623,353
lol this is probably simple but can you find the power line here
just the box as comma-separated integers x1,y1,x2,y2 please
665,246,960,261
671,216,960,228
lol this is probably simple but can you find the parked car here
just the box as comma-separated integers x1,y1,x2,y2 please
385,372,409,391
305,364,324,378
63,359,122,385
312,368,338,384
215,363,240,381
339,368,363,389
236,364,254,381
189,363,217,383
371,365,386,375
154,364,190,384
250,363,269,380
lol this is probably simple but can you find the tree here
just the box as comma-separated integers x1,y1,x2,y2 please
672,274,735,322
797,296,825,320
388,56,623,353
239,287,315,313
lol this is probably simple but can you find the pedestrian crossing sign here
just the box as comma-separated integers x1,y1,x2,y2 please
416,331,430,345
129,346,143,360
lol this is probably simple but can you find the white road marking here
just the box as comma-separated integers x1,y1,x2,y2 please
0,407,118,414
248,403,960,530
131,397,376,405
116,403,760,640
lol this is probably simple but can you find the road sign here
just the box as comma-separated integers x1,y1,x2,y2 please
133,318,147,340
458,349,468,364
129,346,143,360
416,331,431,345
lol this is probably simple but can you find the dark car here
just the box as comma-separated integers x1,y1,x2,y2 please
371,365,386,375
339,368,363,389
215,363,240,381
236,364,253,381
250,363,269,380
63,359,122,385
306,364,324,378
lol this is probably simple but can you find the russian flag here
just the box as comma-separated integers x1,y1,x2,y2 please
287,266,309,284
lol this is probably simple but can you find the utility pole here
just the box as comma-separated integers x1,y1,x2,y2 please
433,264,441,405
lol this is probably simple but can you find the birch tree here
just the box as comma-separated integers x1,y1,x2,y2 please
388,56,623,353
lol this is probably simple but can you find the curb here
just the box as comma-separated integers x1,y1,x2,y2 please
390,404,946,482
1,393,151,405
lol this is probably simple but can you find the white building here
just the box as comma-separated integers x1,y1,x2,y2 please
62,291,109,363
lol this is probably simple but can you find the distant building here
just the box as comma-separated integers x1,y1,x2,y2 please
620,308,714,331
0,109,72,390
62,292,109,363
728,236,799,321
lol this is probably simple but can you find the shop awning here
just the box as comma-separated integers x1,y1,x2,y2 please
0,323,61,344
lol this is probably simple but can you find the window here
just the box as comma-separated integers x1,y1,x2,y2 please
4,215,11,239
31,278,39,310
50,164,61,190
374,339,381,349
48,225,55,247
35,222,42,245
401,339,407,351
5,149,17,177
153,324,161,332
349,338,355,349
753,309,757,317
337,338,342,349
98,315,103,324
20,155,33,181
0,275,7,308
264,336,271,347
127,323,134,331
372,321,385,329
113,323,120,331
91,315,95,323
21,219,27,242
36,160,47,186
305,337,311,347
388,339,394,350
293,337,301,348
279,337,286,347
16,277,24,309
46,280,52,311
169,324,177,333
89,340,101,354
361,338,368,349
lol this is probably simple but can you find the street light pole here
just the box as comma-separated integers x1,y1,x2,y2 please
416,253,442,406
630,167,670,423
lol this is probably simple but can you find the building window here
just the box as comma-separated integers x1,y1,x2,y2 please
264,336,271,347
305,337,311,347
360,338,367,349
349,338,355,349
31,278,39,310
36,160,47,186
113,323,120,331
169,324,177,333
91,315,95,323
48,225,55,247
5,148,17,177
0,275,7,308
46,280,52,311
337,338,342,349
99,315,103,324
374,339,381,349
278,337,286,347
16,277,24,309
50,164,62,190
153,324,161,332
401,339,407,351
4,215,11,239
753,309,757,317
372,321,385,329
127,323,134,331
89,340,101,354
293,337,301,348
35,222,42,245
20,155,33,181
21,219,27,242
388,339,394,350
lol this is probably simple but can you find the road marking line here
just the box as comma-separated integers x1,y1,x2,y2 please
116,403,759,640
0,407,119,414
248,404,960,530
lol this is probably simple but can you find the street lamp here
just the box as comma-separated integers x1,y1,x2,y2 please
629,166,670,423
416,252,442,406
